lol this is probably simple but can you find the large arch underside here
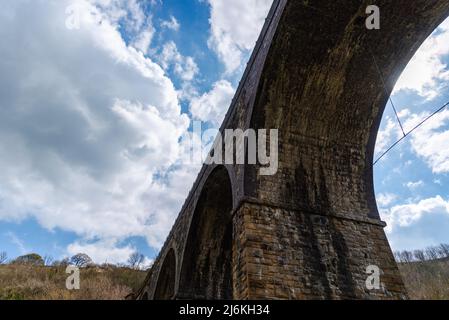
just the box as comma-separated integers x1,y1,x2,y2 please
247,0,449,219
238,0,449,300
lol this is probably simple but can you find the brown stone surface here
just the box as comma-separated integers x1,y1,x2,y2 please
135,0,449,300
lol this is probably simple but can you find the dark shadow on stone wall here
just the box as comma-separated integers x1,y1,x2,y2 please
178,166,233,299
154,248,176,300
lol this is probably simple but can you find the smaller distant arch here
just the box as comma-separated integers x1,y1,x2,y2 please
178,165,234,299
153,248,177,300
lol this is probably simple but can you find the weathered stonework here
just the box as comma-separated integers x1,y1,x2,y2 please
232,201,406,299
134,0,449,300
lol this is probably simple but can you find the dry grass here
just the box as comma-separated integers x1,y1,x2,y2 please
398,258,449,300
2,260,449,300
0,264,146,300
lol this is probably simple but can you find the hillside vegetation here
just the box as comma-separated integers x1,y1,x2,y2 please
2,261,448,300
0,264,146,300
398,258,449,300
394,243,449,299
1,247,449,300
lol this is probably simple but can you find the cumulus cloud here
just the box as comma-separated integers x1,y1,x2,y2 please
381,196,449,233
375,116,403,157
0,0,201,258
207,0,273,74
132,27,155,54
403,109,449,174
394,17,449,99
161,15,180,32
90,0,156,52
405,180,424,190
159,41,199,81
92,0,147,32
67,239,136,265
189,80,235,126
376,193,398,207
67,238,154,266
376,104,449,175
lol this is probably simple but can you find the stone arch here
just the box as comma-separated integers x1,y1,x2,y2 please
236,0,449,299
178,166,234,299
153,248,176,300
245,0,449,219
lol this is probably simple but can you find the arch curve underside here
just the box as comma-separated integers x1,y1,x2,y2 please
153,249,176,300
139,0,449,300
177,166,233,299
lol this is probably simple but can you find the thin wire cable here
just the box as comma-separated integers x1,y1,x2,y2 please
374,100,449,166
368,46,407,137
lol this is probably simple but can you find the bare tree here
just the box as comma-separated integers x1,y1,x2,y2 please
396,244,449,263
414,250,426,262
43,255,54,266
52,257,70,267
128,252,145,269
438,244,449,258
0,251,7,264
425,247,439,261
70,253,93,268
399,250,414,263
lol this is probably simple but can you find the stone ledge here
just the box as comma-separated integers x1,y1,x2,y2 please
233,196,387,228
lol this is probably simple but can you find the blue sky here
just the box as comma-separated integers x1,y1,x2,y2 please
0,0,448,266
374,19,449,251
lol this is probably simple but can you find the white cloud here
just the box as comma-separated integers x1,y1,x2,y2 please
376,193,398,207
376,104,449,174
0,0,201,257
161,15,180,32
375,117,403,157
92,0,146,32
67,239,135,264
159,41,199,81
140,257,154,270
404,109,449,174
88,0,156,55
190,80,235,126
394,17,449,99
381,196,449,233
405,180,424,190
207,0,273,74
132,28,155,54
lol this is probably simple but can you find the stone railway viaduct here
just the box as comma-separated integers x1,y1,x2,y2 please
135,0,449,299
